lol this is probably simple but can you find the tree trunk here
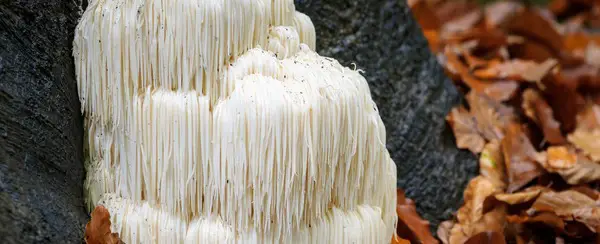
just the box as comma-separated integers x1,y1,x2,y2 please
0,1,87,243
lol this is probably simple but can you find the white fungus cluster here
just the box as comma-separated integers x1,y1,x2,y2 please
74,0,397,243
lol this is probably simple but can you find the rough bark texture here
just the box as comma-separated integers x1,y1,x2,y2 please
0,0,475,242
0,1,87,243
295,0,478,229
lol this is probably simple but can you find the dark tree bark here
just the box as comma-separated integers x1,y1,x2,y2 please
295,0,478,229
0,1,87,243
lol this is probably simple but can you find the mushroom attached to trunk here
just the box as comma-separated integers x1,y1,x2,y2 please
74,0,397,242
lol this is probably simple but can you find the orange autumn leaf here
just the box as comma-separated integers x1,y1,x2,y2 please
529,190,600,232
472,59,557,83
396,189,439,244
410,0,441,31
447,106,486,153
502,123,545,193
494,186,545,205
564,32,600,52
568,128,600,162
484,1,522,28
551,153,600,185
546,146,577,170
505,7,564,54
506,212,566,231
480,140,507,189
467,91,515,141
450,206,506,244
391,233,411,244
85,205,122,244
464,231,506,244
521,89,566,145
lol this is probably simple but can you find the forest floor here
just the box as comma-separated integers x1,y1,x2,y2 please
394,0,600,243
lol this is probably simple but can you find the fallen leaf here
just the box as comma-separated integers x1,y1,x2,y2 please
505,7,564,54
502,123,545,193
442,10,482,34
484,1,523,28
472,59,558,83
450,206,506,244
506,212,566,231
391,233,411,244
585,43,600,68
494,187,545,205
480,140,507,189
434,0,479,23
509,40,557,63
577,103,600,129
447,106,486,153
564,32,600,52
396,189,439,244
424,29,442,53
546,146,577,170
464,231,506,244
482,80,519,102
571,185,600,200
521,89,566,144
437,221,454,244
542,73,586,133
410,0,441,31
548,0,569,16
85,205,122,244
529,190,600,232
568,128,600,162
467,91,516,141
457,176,503,225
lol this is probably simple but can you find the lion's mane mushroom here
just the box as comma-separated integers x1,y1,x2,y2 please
74,0,397,243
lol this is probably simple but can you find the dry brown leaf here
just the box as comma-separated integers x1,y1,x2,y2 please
484,1,523,28
85,205,122,244
424,29,442,53
472,59,558,83
506,212,566,231
505,8,564,54
482,80,519,102
442,10,482,34
480,140,507,189
447,106,486,153
457,176,503,225
564,32,600,52
546,146,577,170
542,73,586,133
409,0,441,31
502,123,545,193
577,103,600,129
464,231,507,244
437,220,454,244
585,43,600,68
495,187,545,205
467,91,516,141
521,89,566,145
450,206,506,244
568,128,600,162
391,233,411,244
434,0,479,23
529,190,600,232
396,189,439,244
509,40,557,63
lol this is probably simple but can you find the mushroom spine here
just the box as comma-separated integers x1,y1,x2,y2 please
74,0,397,243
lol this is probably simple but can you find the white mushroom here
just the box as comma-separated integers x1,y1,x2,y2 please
75,0,397,243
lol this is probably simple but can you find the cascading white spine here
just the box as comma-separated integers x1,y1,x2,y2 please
74,0,397,243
